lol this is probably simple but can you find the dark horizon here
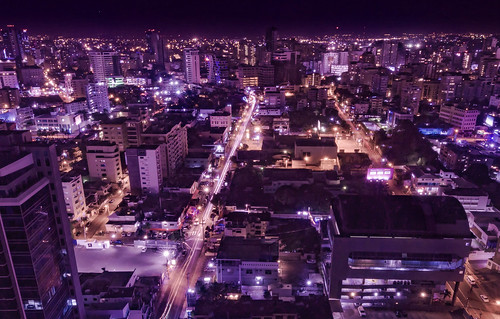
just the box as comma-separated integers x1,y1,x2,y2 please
2,0,500,38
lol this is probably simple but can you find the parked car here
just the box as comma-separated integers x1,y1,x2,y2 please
480,295,489,303
111,240,123,246
357,306,366,317
466,275,476,286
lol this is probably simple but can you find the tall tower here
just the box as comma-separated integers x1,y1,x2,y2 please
1,25,30,61
183,48,201,84
265,26,278,53
88,51,121,83
86,82,111,113
145,29,165,65
205,54,222,84
0,131,85,318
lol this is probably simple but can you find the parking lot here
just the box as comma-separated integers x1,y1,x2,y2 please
75,245,166,276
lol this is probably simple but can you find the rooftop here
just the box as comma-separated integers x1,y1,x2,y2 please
217,237,278,262
295,137,336,148
263,168,313,181
80,270,135,295
332,195,471,238
444,188,488,197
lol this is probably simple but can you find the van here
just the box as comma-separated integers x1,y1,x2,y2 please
358,306,366,317
466,275,476,286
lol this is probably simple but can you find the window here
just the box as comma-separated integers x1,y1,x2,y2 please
246,269,253,274
265,270,272,275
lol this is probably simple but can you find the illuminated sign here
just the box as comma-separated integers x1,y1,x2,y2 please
485,115,494,127
366,168,394,181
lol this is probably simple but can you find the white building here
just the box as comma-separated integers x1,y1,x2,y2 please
87,82,111,113
89,51,119,83
35,112,85,135
0,70,19,89
439,104,479,131
183,48,201,84
125,145,164,194
209,112,231,128
322,51,349,76
86,142,123,183
444,188,490,212
65,98,88,114
62,174,87,220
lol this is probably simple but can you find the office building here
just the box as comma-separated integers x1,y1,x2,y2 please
126,145,164,194
1,25,30,60
322,51,349,76
86,141,123,183
205,54,222,84
439,74,463,103
35,112,85,136
209,111,231,128
0,132,85,318
62,174,87,220
444,188,490,212
86,82,110,113
100,118,129,151
183,48,201,84
439,104,479,131
327,195,472,307
88,51,121,83
0,70,19,89
145,29,165,65
141,122,188,178
0,87,20,108
265,27,278,52
18,66,44,87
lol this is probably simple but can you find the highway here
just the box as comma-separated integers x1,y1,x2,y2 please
158,90,257,318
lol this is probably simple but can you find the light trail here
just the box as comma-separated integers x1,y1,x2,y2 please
160,90,257,318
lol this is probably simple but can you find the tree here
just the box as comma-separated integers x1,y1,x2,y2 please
274,185,298,207
464,163,491,185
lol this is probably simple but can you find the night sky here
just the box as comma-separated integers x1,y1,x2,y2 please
1,0,500,37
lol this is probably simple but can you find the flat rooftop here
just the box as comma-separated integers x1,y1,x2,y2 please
217,237,278,262
295,137,336,147
332,195,471,238
444,188,488,197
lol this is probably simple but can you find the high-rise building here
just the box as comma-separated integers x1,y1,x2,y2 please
88,51,121,83
86,141,123,183
321,51,349,76
125,145,164,195
265,27,278,52
183,48,201,84
439,104,479,131
86,82,110,113
205,54,222,84
1,25,30,61
145,29,165,65
0,131,85,318
327,195,471,308
439,74,463,103
61,174,87,221
0,70,19,89
141,122,188,178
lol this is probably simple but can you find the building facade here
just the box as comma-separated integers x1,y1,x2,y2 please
125,145,164,195
86,142,123,183
62,174,87,221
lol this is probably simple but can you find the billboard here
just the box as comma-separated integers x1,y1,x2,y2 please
366,168,394,181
